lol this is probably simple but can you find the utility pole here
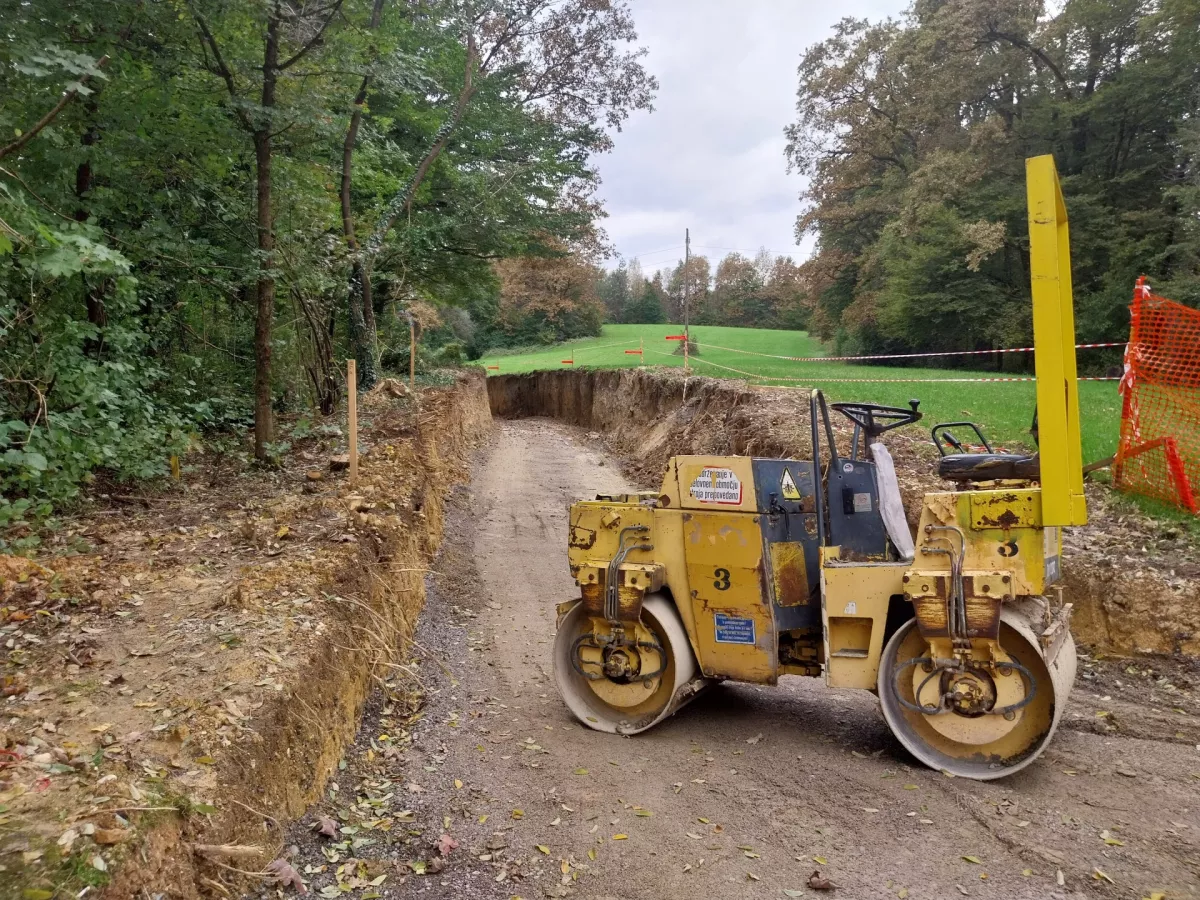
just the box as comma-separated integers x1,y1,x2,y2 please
683,228,690,375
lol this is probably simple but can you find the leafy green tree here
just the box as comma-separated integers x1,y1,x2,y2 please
623,277,666,324
0,0,656,535
786,0,1200,361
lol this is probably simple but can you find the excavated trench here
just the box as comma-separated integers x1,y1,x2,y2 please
487,367,1200,660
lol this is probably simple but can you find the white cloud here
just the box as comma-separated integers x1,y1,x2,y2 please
597,0,906,270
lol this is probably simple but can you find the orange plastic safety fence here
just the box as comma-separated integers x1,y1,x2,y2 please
1115,277,1200,513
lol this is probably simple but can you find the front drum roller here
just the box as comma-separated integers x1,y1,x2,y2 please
879,603,1076,779
554,593,710,735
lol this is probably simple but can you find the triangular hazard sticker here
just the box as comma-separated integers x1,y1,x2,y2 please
780,467,801,501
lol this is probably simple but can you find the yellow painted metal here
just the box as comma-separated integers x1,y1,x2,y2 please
913,647,1026,745
968,489,1041,530
566,492,779,683
670,456,759,513
915,490,1049,598
1026,154,1087,527
819,558,905,690
683,510,776,682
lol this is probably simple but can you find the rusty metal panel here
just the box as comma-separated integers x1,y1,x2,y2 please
969,490,1041,530
769,542,809,607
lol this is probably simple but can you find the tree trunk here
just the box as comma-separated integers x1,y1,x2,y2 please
349,35,478,389
341,0,386,391
75,106,108,353
253,12,281,459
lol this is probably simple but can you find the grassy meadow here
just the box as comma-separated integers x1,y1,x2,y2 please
478,324,1122,463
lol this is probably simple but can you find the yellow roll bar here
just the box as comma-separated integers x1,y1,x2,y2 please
1026,155,1088,526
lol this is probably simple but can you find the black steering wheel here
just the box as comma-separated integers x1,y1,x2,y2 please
830,399,922,438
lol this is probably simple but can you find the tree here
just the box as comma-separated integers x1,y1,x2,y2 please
623,275,666,323
494,248,606,343
597,263,632,322
665,254,710,323
785,0,1200,359
346,0,657,387
710,253,763,326
0,0,656,529
189,0,347,458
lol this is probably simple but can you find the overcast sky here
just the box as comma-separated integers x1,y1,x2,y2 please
595,0,907,274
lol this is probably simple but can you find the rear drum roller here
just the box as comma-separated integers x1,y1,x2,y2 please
554,593,707,735
879,605,1076,779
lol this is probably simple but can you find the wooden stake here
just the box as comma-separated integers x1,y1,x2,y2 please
347,359,358,486
408,315,416,391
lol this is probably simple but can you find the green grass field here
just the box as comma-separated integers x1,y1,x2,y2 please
478,324,1122,463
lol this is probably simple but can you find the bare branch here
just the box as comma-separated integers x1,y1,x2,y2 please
278,0,347,71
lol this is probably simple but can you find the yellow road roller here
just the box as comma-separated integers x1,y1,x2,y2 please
552,155,1089,779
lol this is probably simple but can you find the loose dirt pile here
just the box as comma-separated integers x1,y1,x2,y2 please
487,367,1200,658
0,372,490,900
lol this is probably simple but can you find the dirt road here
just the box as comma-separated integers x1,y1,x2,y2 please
280,420,1200,900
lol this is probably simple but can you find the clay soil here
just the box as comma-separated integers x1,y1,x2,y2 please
5,365,1199,900
0,374,491,900
278,418,1199,900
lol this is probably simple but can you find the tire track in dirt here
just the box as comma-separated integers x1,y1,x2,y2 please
276,419,1199,900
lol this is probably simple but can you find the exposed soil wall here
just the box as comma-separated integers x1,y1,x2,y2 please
488,368,1200,659
106,374,491,899
1,372,491,900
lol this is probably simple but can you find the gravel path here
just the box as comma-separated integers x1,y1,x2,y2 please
272,419,1200,900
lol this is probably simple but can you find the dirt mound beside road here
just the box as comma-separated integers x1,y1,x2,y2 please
0,372,491,900
487,367,1200,659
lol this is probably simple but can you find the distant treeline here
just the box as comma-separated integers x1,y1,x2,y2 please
786,0,1200,359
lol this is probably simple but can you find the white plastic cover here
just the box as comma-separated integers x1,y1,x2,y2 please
870,442,915,561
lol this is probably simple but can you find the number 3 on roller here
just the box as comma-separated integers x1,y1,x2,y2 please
713,568,731,591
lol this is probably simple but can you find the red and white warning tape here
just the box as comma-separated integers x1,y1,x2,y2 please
645,348,1119,384
691,339,1125,364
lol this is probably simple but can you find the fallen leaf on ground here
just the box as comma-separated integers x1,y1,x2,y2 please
1093,869,1115,884
314,816,338,838
808,870,835,890
962,856,982,864
612,834,627,840
265,859,307,893
536,845,550,855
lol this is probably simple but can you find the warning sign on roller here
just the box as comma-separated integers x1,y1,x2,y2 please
780,467,802,501
689,467,743,505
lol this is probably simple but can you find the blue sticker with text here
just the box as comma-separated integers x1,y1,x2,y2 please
714,613,756,645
